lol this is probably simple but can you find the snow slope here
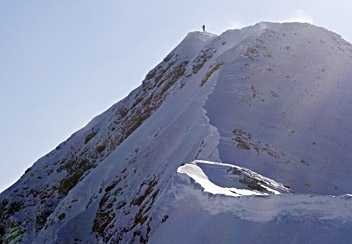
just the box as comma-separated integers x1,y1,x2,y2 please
150,191,352,244
151,160,352,244
2,22,352,243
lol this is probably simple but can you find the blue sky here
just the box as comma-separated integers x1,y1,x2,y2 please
0,1,351,192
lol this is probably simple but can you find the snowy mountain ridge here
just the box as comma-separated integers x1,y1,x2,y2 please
2,21,352,243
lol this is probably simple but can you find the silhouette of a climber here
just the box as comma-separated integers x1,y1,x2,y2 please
202,25,205,32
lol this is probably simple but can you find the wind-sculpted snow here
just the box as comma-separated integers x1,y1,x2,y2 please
177,160,292,196
2,22,352,243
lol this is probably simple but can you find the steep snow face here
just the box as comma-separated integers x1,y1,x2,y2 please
2,22,352,244
204,22,352,195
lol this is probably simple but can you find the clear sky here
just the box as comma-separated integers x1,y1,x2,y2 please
1,0,351,192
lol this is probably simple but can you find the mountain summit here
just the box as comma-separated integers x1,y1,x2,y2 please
2,22,352,243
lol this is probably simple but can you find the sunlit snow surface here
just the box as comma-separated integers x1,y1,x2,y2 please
177,160,291,196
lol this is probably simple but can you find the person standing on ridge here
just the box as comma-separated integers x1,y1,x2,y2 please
202,25,205,32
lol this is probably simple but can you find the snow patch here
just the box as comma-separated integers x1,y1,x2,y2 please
177,160,292,197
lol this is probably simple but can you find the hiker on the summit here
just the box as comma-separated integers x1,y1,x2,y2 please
202,25,205,32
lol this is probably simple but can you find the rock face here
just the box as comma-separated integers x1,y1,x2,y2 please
2,22,352,244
